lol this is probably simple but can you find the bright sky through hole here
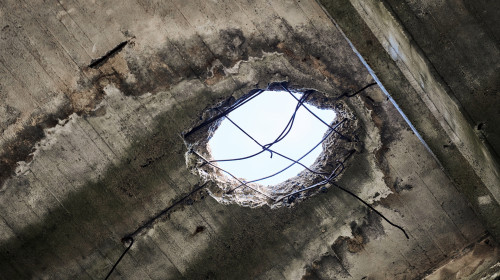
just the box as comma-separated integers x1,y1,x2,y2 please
209,90,336,186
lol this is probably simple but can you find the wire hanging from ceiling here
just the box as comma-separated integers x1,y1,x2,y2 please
105,81,408,280
187,81,407,240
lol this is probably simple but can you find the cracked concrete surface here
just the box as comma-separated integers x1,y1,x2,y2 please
0,0,498,279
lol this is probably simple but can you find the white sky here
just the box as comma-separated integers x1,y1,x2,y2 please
209,90,336,186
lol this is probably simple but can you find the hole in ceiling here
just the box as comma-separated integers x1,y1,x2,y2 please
184,83,360,208
208,90,336,186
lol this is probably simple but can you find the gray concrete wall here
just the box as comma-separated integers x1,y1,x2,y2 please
350,0,500,205
0,0,497,279
318,0,500,243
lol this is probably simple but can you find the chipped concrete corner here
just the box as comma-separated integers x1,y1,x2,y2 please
0,0,498,279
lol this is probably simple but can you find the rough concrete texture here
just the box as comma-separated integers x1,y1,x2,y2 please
319,0,500,240
185,87,361,208
425,236,500,280
344,0,500,210
0,0,498,279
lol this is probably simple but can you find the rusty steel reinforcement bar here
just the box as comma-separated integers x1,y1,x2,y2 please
106,82,401,279
105,182,208,279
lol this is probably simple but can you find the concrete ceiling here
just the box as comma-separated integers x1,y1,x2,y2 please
0,0,498,279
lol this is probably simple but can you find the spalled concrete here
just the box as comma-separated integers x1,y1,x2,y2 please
0,0,498,279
